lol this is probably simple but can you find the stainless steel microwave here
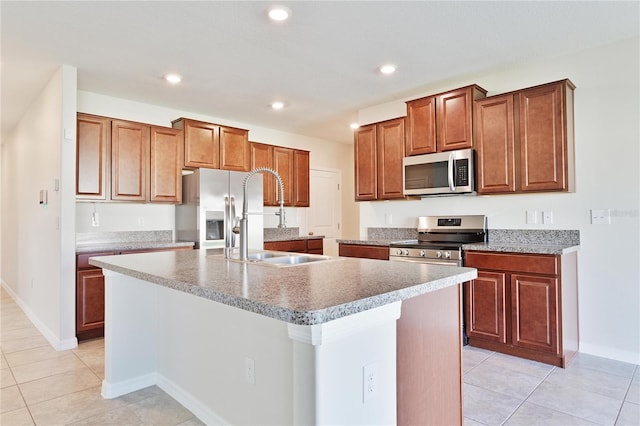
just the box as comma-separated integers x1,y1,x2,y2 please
403,148,475,196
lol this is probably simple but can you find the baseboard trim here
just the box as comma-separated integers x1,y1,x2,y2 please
101,373,157,399
157,374,229,426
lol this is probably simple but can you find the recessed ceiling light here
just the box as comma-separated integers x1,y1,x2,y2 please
268,6,291,21
165,73,182,84
379,64,397,75
271,101,285,110
350,123,360,130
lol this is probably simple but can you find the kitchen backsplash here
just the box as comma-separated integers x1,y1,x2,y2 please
264,227,300,240
367,227,418,241
488,229,580,245
76,230,174,245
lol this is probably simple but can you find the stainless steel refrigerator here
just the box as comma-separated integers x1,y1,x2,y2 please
175,169,264,250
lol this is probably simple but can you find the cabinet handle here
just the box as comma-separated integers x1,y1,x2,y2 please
448,153,456,191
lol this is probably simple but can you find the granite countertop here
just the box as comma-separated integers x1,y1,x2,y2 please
90,249,476,326
76,241,194,254
462,242,579,255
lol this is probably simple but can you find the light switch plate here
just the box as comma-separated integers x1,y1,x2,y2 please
526,210,537,224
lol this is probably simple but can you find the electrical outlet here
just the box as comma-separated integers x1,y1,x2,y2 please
591,209,611,225
137,217,145,227
244,357,255,385
362,363,378,403
542,211,553,225
526,210,537,224
385,214,393,225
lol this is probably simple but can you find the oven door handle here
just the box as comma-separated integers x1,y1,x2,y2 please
448,153,456,192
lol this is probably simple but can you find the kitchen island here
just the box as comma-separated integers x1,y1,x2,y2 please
90,249,477,425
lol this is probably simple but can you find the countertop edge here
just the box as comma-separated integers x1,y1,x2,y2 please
76,241,195,254
462,243,580,255
90,255,476,326
264,235,325,242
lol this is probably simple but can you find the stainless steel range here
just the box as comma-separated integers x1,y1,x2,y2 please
389,215,487,266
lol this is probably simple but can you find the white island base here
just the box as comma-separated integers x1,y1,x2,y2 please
102,270,403,425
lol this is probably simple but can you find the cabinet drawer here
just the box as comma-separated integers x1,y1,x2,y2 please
465,252,558,275
77,252,116,269
264,240,307,253
339,244,389,260
307,239,323,250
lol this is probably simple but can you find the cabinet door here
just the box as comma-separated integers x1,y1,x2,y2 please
150,126,183,203
111,120,149,201
437,86,485,151
354,125,377,201
76,269,105,332
76,114,110,200
518,82,568,192
182,119,220,169
220,126,250,172
465,271,507,343
377,118,405,199
405,96,436,155
293,150,310,207
511,274,558,353
250,142,276,206
475,95,517,194
273,147,294,206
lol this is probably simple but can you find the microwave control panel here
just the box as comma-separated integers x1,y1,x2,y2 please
455,159,469,186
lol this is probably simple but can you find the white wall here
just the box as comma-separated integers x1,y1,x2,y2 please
76,92,355,237
357,37,640,364
1,66,78,349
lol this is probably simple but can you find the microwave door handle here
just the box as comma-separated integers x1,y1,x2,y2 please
448,153,456,191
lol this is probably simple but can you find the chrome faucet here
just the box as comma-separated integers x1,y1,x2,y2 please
239,167,286,261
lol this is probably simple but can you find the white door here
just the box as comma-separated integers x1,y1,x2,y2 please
309,169,341,255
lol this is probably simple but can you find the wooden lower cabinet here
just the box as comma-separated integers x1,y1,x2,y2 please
76,246,192,341
464,251,578,367
264,238,323,255
338,243,389,260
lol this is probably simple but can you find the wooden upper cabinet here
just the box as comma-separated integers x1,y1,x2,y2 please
220,126,250,172
354,124,377,201
475,79,575,195
293,150,310,207
173,118,249,171
173,118,220,169
377,118,405,199
405,85,486,155
150,126,183,203
273,147,294,206
76,114,110,200
474,94,517,194
437,86,486,151
111,120,149,202
405,96,436,155
250,142,275,206
518,81,575,192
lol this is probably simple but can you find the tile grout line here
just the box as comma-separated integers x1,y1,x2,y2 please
499,365,557,425
613,363,639,425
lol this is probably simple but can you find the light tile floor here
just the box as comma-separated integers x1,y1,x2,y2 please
2,287,639,425
463,346,640,426
1,289,203,425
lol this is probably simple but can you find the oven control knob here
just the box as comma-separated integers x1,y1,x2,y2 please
396,249,403,256
419,250,426,257
404,249,410,256
437,251,443,258
443,251,451,259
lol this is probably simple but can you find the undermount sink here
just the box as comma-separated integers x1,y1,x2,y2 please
211,250,337,267
261,254,331,265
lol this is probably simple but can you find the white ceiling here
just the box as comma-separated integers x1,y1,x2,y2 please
2,1,638,144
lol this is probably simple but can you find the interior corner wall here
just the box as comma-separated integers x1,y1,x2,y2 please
1,65,78,350
356,37,640,364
